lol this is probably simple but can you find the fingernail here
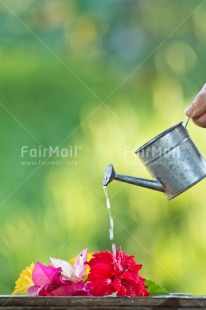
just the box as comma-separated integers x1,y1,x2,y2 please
184,105,193,116
201,83,206,91
201,83,206,92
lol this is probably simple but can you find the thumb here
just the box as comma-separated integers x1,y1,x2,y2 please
185,83,206,117
184,104,193,117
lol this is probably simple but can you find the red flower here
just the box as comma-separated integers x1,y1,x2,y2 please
86,248,149,297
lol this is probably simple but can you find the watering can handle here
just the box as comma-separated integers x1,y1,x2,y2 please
184,117,190,129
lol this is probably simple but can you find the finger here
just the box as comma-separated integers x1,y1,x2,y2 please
185,83,206,117
192,112,206,128
185,90,206,117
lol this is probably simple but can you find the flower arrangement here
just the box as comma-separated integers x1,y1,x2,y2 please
12,248,168,297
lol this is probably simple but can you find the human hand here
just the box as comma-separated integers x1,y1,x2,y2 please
185,84,206,128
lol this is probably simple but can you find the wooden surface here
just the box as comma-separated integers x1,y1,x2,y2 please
0,296,206,310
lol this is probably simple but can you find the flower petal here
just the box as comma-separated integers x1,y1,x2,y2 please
28,285,41,296
32,262,61,286
114,273,149,297
50,257,73,279
51,281,87,296
114,248,142,276
87,278,115,296
72,248,88,279
12,263,34,295
87,248,149,297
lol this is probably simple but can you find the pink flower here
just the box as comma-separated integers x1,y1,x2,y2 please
50,248,88,282
28,261,88,296
86,248,149,297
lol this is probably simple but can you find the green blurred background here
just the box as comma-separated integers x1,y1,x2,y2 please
1,0,206,295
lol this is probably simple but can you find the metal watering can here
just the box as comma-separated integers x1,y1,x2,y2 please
103,121,206,200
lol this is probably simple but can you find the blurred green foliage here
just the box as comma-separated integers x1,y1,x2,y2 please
1,0,206,295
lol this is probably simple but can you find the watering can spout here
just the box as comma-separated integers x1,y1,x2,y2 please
103,163,164,192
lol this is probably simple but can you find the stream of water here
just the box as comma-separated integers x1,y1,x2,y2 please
103,186,116,253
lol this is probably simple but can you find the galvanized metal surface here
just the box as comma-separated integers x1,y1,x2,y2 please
103,122,206,200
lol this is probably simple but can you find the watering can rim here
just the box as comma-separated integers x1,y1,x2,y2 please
135,121,183,153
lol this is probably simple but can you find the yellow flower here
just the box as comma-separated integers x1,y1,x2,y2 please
69,253,93,281
12,263,34,295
